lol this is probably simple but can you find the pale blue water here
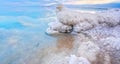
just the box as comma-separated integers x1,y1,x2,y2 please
0,0,120,64
0,1,57,63
0,20,57,63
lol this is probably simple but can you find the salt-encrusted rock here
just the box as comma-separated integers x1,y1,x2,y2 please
100,36,120,51
46,5,120,34
67,55,91,64
45,4,120,64
77,41,100,62
46,21,73,34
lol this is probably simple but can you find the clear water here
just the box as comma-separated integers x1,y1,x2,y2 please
0,1,57,64
0,0,120,64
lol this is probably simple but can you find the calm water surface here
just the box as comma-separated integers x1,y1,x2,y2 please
0,0,119,64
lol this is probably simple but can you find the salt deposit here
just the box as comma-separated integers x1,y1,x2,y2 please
46,4,120,34
45,5,120,64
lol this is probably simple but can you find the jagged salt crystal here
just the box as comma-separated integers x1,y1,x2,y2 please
67,55,91,64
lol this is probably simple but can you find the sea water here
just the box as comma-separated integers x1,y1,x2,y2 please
0,3,57,64
0,1,120,64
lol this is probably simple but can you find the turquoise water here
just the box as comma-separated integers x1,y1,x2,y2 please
0,0,120,64
0,4,57,64
0,20,57,64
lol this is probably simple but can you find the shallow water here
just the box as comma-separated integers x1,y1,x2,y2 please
0,21,57,64
0,0,120,64
0,1,57,63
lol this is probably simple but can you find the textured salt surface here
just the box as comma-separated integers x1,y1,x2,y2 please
45,5,120,64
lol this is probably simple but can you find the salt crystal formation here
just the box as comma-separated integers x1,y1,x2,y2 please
45,4,120,64
46,4,120,34
67,55,91,64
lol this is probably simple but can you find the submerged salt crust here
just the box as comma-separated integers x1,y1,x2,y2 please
44,5,120,64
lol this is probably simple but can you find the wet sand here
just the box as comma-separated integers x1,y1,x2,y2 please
56,34,74,50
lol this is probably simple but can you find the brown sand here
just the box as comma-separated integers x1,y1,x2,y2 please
56,34,74,50
19,34,75,64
